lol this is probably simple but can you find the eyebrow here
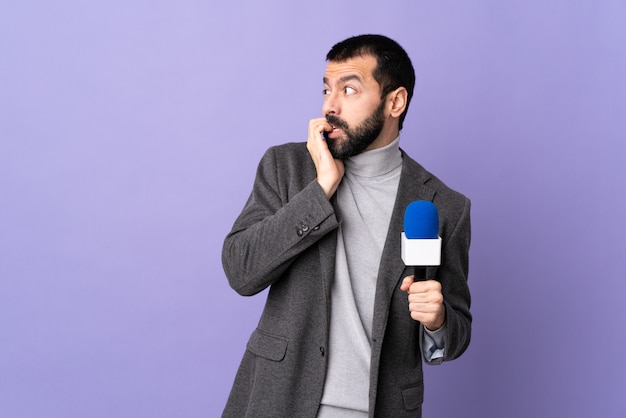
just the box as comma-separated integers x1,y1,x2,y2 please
323,74,363,85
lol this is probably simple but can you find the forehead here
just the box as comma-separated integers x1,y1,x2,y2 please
323,55,378,86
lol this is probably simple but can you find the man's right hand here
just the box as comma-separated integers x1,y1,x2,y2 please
306,118,345,199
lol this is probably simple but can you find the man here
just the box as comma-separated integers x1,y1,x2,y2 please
222,34,472,417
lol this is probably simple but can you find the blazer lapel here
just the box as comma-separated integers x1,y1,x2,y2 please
371,152,436,342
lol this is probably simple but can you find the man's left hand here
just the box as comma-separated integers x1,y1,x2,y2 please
400,276,446,331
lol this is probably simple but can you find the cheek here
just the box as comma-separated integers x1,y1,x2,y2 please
344,104,368,124
351,109,374,127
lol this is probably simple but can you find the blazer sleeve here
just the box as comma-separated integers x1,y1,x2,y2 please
222,145,339,296
420,194,472,364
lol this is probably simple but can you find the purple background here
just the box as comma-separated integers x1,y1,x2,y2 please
2,1,625,417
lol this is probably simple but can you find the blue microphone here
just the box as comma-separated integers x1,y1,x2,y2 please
401,200,442,267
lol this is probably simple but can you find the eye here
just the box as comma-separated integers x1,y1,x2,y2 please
344,86,356,95
323,88,331,95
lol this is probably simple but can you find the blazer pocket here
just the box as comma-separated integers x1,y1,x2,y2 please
401,384,424,411
246,329,288,362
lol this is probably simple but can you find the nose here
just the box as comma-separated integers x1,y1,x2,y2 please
322,91,340,116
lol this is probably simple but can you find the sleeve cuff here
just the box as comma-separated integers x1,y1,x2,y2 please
422,323,447,362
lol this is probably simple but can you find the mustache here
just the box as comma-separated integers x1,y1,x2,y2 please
325,114,349,131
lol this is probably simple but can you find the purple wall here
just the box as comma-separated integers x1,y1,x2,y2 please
2,1,625,417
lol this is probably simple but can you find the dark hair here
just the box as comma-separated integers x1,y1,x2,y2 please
326,34,415,130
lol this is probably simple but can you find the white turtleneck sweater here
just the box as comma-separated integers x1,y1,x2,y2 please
318,137,403,416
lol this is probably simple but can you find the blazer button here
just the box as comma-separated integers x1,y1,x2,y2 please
301,224,309,232
297,229,303,237
319,346,325,357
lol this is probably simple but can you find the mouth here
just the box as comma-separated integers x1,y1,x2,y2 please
326,125,342,139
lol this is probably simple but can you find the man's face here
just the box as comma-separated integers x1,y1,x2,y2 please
322,55,387,159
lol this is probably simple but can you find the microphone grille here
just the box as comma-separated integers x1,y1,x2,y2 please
404,200,439,239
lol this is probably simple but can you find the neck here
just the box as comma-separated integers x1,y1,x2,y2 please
364,121,400,152
345,136,402,178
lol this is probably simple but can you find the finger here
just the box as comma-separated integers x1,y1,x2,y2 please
408,279,441,295
409,301,441,313
308,119,332,140
307,121,333,160
408,290,443,305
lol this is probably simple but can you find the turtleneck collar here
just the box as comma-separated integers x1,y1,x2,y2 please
343,136,402,178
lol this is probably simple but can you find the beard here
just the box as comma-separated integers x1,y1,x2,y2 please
323,100,386,159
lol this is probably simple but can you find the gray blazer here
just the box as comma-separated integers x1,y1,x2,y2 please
222,142,471,417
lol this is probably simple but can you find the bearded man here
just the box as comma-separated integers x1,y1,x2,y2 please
221,34,472,418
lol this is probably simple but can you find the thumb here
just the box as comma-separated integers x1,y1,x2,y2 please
400,275,414,292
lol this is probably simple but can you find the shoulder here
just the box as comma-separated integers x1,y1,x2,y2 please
255,142,317,186
262,142,310,162
400,149,470,217
258,142,312,170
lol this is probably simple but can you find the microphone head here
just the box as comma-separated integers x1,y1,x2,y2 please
404,200,439,239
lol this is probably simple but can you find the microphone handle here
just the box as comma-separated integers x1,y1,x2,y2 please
410,266,428,282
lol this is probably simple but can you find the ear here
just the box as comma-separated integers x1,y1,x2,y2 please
387,87,408,118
